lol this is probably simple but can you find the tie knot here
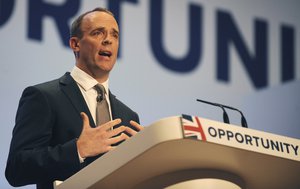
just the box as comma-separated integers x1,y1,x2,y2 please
94,84,106,102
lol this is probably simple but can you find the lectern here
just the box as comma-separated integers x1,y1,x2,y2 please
54,116,300,189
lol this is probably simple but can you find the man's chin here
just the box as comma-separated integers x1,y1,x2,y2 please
95,64,114,73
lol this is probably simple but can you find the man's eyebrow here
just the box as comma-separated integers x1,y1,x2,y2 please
112,28,119,35
90,27,119,34
91,27,105,32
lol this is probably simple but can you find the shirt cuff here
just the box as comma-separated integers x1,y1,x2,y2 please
76,138,85,163
77,149,85,163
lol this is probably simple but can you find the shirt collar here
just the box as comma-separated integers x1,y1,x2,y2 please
70,66,109,94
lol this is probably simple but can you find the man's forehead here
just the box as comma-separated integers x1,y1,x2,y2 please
81,11,119,31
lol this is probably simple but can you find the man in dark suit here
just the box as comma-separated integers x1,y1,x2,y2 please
5,7,143,189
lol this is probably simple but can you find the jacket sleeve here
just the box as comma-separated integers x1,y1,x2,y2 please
5,86,82,187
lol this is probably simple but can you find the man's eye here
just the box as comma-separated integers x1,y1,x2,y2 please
111,31,119,39
113,33,119,39
93,31,103,36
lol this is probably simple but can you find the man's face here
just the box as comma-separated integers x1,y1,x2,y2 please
74,11,119,80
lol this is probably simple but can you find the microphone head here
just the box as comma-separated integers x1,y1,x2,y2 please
96,94,103,102
241,115,248,128
222,107,230,124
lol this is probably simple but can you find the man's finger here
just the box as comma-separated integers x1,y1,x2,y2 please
107,133,129,145
80,112,90,129
107,126,127,138
124,127,137,136
130,120,144,131
98,118,122,131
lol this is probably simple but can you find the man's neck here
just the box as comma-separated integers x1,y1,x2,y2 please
75,64,109,83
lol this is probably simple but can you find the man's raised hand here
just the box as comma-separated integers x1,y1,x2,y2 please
76,112,129,158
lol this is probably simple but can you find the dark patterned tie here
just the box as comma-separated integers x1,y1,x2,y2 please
94,84,111,126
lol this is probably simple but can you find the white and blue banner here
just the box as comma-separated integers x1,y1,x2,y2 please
1,0,299,188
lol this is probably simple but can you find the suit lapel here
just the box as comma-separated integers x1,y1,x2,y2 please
59,72,96,127
109,92,118,120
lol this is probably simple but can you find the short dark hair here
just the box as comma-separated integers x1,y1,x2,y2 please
70,7,114,39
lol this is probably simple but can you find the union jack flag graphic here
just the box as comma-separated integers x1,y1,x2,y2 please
181,114,207,141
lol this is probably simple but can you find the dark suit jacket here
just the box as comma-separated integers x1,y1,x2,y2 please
5,72,139,189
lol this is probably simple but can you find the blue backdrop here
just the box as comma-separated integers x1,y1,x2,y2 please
1,0,299,188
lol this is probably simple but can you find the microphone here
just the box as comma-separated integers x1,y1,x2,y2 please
197,99,230,125
196,99,248,128
96,94,103,102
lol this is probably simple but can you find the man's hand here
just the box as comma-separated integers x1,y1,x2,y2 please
76,112,129,158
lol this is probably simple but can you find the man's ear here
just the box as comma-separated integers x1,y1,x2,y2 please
69,37,80,51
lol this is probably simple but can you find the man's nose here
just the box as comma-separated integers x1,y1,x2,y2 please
102,36,112,45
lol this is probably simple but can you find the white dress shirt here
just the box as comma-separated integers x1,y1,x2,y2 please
70,66,112,163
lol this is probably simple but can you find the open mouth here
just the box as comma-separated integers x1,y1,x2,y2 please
98,50,112,58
